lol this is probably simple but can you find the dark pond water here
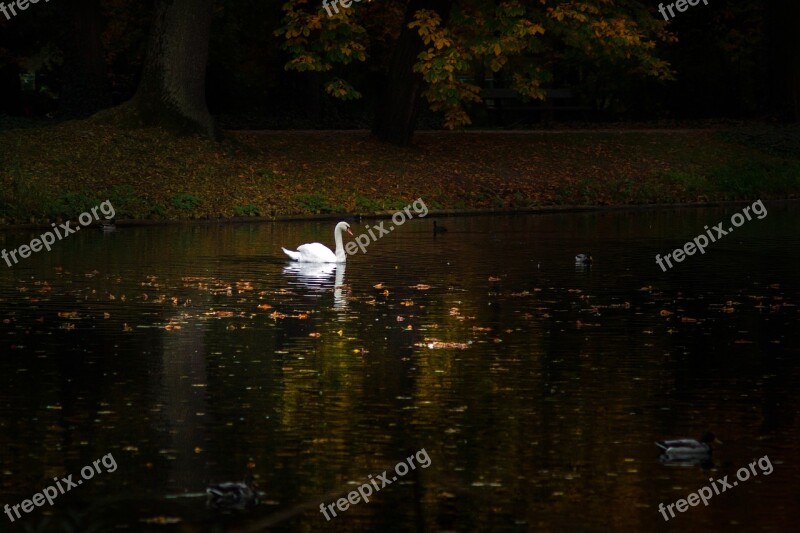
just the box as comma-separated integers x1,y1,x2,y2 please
1,204,799,532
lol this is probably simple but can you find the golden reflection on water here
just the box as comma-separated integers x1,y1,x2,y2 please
0,206,798,531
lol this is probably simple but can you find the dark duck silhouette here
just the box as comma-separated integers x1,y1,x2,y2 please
433,221,448,234
206,475,258,510
656,432,721,464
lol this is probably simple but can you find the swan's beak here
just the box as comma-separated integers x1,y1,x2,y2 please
714,438,723,445
346,227,353,236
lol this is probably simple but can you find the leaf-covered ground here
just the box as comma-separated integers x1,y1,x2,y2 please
1,121,799,225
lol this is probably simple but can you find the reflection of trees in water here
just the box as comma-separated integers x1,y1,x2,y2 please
159,311,208,492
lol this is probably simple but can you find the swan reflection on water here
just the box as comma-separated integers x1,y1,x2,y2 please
282,262,347,309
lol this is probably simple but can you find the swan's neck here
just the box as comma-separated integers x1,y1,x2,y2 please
334,225,346,262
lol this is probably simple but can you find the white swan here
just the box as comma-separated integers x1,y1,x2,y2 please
282,221,353,263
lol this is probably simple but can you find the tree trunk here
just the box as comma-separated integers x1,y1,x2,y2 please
372,0,454,146
130,0,217,138
762,0,800,121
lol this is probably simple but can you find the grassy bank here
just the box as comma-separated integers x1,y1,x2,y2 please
1,120,799,225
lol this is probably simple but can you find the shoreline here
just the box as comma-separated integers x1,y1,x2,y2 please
2,122,799,228
2,198,797,232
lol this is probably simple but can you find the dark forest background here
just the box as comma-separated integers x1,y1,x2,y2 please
0,0,798,138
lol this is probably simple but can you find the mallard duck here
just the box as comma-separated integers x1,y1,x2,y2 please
656,432,721,461
433,221,448,234
575,254,592,265
99,220,116,232
206,475,258,509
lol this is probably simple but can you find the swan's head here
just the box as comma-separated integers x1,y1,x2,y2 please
336,221,353,236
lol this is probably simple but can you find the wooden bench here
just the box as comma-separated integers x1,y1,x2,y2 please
481,87,593,126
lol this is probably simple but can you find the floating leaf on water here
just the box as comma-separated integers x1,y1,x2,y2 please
659,310,673,316
257,303,273,310
373,283,385,289
410,284,431,290
141,517,182,525
309,332,321,338
488,276,501,282
415,339,470,350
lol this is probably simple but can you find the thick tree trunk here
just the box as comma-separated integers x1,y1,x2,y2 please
58,0,110,118
762,0,800,121
372,0,454,146
131,0,217,138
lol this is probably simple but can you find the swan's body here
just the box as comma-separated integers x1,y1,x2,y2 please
282,221,352,263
